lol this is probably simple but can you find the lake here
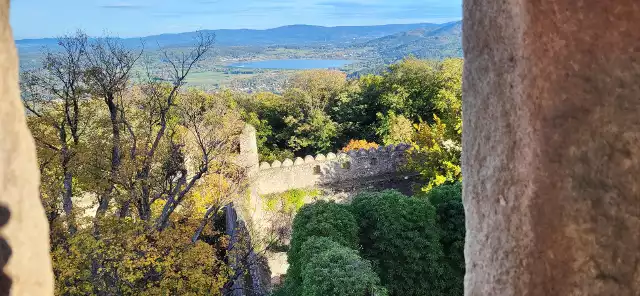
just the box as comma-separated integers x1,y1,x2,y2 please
227,59,355,70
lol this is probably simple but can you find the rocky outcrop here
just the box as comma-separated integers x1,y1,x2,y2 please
463,0,640,295
0,0,54,295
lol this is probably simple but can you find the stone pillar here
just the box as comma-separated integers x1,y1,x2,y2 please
0,0,54,295
239,124,259,176
233,124,270,295
463,0,640,295
236,124,264,235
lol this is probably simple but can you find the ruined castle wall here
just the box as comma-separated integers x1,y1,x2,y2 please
255,144,410,195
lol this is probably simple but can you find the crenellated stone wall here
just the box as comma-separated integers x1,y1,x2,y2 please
235,127,419,290
254,144,411,195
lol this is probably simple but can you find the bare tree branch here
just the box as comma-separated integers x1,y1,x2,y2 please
84,35,143,219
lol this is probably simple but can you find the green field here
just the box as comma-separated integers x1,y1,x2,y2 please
185,71,257,88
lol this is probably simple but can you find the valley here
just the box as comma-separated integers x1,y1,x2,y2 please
16,21,462,93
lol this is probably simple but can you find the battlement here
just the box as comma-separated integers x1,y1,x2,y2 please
253,144,412,195
257,144,411,170
238,128,419,282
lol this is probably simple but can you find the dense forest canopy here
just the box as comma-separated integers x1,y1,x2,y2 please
240,57,463,191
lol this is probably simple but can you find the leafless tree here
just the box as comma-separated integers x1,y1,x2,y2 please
105,32,218,221
21,30,89,234
153,77,243,230
83,35,143,217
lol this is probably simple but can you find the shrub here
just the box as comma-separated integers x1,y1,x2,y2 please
351,190,446,296
298,236,343,269
423,181,462,206
341,139,380,152
284,201,359,295
405,115,462,192
422,182,465,295
289,201,359,264
301,244,387,296
264,188,320,214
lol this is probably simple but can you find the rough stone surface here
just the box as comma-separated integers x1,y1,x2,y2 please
282,159,294,167
255,147,407,195
238,124,259,175
267,252,288,284
233,126,271,295
304,155,315,163
463,0,640,295
0,1,54,294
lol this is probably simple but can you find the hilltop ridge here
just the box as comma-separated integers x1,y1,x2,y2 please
16,22,454,50
362,21,462,62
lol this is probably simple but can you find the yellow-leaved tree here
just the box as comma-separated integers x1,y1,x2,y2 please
22,31,258,295
404,58,463,192
405,115,462,192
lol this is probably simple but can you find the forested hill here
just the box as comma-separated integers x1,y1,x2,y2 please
16,22,448,51
361,20,462,62
16,21,463,81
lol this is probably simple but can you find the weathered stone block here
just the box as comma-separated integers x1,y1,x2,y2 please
259,162,271,170
282,159,294,167
463,0,640,295
293,157,305,165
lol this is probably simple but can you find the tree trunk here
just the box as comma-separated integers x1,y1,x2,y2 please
137,171,151,221
96,94,121,217
59,123,76,234
117,200,130,218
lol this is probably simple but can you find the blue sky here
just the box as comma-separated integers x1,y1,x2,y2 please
11,0,462,39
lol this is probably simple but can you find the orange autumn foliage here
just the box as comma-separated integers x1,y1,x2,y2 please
341,139,380,152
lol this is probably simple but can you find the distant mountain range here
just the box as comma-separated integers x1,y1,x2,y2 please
16,21,462,76
16,22,458,52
